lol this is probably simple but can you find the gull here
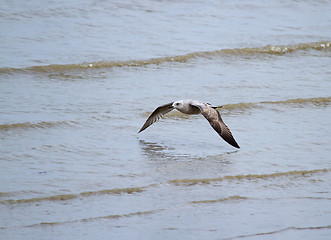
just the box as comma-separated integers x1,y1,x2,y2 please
138,99,240,148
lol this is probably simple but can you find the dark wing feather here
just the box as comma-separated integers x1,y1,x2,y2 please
138,102,174,133
200,106,240,148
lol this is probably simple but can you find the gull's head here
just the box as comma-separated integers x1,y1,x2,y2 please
172,100,183,110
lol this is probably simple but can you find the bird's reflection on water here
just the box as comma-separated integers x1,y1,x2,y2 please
138,139,236,179
138,139,184,162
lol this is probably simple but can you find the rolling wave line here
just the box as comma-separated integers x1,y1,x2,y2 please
190,195,247,204
23,209,163,228
0,41,329,74
0,120,78,131
168,168,330,186
223,224,331,240
222,97,331,110
0,186,148,205
1,168,329,205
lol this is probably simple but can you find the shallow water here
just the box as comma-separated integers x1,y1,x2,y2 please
1,0,331,239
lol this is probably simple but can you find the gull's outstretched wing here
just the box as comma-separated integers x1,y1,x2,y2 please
138,102,174,133
193,104,240,148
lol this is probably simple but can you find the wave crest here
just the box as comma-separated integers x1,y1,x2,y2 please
1,41,329,74
0,120,76,131
2,168,329,205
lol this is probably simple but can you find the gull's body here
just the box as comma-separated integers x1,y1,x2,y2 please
138,99,240,148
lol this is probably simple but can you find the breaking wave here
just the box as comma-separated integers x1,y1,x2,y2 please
24,209,162,227
224,225,331,240
0,186,147,205
0,120,78,131
0,41,329,74
222,97,331,110
2,168,329,205
168,168,330,186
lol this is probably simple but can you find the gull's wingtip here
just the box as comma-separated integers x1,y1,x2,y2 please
138,123,150,133
226,139,240,149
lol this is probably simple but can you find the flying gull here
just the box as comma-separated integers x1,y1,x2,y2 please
138,99,240,148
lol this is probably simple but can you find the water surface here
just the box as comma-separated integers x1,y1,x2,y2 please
1,0,331,239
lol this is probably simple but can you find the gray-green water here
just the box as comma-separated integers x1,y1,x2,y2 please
1,0,331,239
